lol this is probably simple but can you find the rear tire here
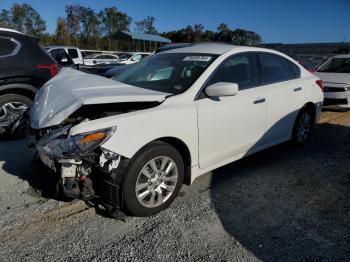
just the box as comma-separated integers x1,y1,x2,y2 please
123,141,184,217
291,106,315,145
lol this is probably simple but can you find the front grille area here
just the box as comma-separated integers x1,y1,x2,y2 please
323,98,348,106
324,86,348,92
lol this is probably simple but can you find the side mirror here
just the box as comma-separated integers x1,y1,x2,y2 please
205,82,239,97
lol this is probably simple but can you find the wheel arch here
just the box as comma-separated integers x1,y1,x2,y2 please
128,136,193,186
303,102,317,121
0,83,37,100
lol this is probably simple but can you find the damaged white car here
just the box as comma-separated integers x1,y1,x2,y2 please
29,43,324,217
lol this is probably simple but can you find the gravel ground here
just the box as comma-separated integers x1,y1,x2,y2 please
0,110,349,261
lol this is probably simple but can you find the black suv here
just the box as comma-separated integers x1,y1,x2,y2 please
0,28,57,135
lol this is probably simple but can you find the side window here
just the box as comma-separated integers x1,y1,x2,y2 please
49,49,65,59
258,53,300,85
68,49,79,59
207,53,258,90
288,60,301,78
0,37,19,58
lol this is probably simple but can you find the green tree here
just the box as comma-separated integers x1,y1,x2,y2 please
98,7,131,35
193,24,204,42
54,17,71,45
78,6,100,49
215,23,232,42
232,28,262,46
65,5,81,46
135,16,157,34
78,6,99,38
202,30,215,42
0,9,11,27
0,4,46,36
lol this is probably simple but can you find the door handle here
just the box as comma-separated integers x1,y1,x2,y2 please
293,87,302,92
253,98,266,104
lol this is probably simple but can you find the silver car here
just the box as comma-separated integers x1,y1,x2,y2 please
315,54,350,108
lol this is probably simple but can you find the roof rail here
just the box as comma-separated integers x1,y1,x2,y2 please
0,27,23,34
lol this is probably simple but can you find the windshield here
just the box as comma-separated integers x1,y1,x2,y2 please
84,54,97,59
113,53,218,95
318,58,350,73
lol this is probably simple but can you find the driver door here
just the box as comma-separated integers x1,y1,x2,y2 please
196,53,267,169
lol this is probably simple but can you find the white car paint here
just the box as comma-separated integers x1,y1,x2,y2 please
44,46,84,64
31,43,323,184
30,68,169,129
83,54,119,66
118,52,150,65
314,54,350,108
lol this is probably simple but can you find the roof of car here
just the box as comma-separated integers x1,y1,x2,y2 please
0,27,23,34
163,42,269,55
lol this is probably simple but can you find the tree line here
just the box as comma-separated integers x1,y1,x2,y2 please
0,3,262,50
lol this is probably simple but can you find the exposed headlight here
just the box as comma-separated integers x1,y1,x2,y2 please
37,126,116,158
68,127,116,155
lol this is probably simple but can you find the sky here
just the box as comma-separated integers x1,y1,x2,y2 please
0,0,349,44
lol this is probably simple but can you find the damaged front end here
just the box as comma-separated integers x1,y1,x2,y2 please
35,124,128,217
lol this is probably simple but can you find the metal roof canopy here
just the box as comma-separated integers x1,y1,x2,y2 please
110,31,171,43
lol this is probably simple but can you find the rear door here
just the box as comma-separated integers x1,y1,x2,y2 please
0,36,23,79
196,52,267,169
257,52,304,144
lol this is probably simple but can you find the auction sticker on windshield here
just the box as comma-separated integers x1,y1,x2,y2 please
183,56,212,62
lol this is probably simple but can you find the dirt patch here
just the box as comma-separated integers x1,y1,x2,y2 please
1,201,93,243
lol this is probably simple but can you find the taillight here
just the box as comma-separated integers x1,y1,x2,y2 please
37,64,58,77
316,79,324,91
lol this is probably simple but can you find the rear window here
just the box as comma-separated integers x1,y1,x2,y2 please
317,58,350,73
258,53,300,84
0,37,18,57
68,48,79,59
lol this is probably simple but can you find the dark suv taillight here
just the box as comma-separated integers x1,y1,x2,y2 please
37,64,58,77
316,79,324,91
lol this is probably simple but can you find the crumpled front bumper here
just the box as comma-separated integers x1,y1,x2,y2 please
33,126,128,218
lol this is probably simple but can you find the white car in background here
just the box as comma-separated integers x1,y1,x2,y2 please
30,43,323,217
83,53,119,65
118,52,150,64
314,54,350,108
44,46,84,64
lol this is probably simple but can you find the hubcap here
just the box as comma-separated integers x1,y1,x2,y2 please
0,102,28,129
296,112,311,142
135,156,178,208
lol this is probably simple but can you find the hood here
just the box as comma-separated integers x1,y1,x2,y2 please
30,68,169,128
314,72,350,85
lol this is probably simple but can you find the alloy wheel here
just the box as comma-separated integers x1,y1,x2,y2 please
296,112,312,143
135,156,178,208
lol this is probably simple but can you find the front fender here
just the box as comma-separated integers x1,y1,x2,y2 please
69,102,199,166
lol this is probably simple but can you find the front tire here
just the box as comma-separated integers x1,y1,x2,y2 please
291,106,315,145
123,141,184,217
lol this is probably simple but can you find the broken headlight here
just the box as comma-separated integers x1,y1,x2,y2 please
37,126,116,158
68,127,116,155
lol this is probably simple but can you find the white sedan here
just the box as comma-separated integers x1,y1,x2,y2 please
83,53,119,65
30,43,324,217
315,54,350,108
118,52,150,64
